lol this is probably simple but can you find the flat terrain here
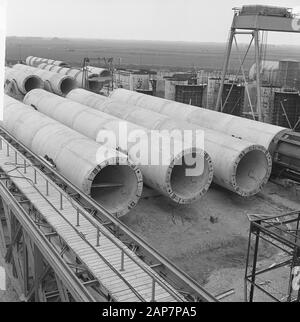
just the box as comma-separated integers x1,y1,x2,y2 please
123,181,300,301
5,37,300,72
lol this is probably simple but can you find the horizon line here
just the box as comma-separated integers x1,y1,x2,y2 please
5,35,300,47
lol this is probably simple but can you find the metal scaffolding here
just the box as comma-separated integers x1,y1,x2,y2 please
216,6,300,121
245,211,300,302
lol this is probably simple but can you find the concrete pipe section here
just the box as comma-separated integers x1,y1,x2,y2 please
12,64,76,96
86,66,112,78
37,63,107,92
24,89,214,204
2,95,143,217
26,56,68,67
110,89,289,155
67,89,273,197
5,67,44,95
37,63,96,88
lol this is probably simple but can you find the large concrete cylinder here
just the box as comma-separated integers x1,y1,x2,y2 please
110,89,289,154
38,63,86,88
86,66,111,77
24,89,214,204
12,64,77,96
5,67,44,95
67,89,273,197
26,56,68,67
3,95,143,217
38,63,106,92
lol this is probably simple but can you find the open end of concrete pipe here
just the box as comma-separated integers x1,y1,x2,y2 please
99,70,111,77
167,148,213,204
59,77,77,96
24,75,44,93
88,80,103,92
88,160,143,217
233,146,272,197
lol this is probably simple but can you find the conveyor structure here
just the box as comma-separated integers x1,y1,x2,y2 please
0,126,216,302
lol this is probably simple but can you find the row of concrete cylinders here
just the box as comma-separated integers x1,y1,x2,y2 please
3,69,287,215
26,55,111,78
4,65,215,209
26,55,111,90
3,93,214,216
27,88,273,198
26,56,68,67
5,65,77,97
66,90,275,196
7,88,276,202
3,95,143,217
5,63,110,98
36,63,108,92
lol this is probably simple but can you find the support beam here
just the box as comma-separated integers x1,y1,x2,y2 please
233,15,300,33
254,30,262,122
216,26,236,111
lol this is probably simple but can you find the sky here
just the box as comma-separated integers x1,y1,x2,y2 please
4,0,300,44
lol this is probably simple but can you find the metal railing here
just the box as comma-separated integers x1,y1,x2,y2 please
0,125,216,302
0,135,183,302
0,180,96,302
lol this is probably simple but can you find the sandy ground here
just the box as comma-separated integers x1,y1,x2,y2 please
0,181,299,302
123,181,300,301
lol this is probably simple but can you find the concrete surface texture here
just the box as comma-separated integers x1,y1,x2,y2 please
12,64,77,96
36,63,111,92
110,89,289,153
2,95,143,217
26,55,68,67
5,67,44,95
86,66,111,77
67,88,273,197
24,89,213,205
37,63,85,88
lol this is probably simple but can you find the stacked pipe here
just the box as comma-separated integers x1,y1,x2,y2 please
37,63,95,88
2,95,143,217
66,89,273,197
86,66,112,77
110,89,289,154
26,56,68,67
24,89,214,204
5,67,44,95
12,64,77,96
37,63,110,92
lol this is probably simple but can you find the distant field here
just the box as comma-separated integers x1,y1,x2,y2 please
5,37,300,72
